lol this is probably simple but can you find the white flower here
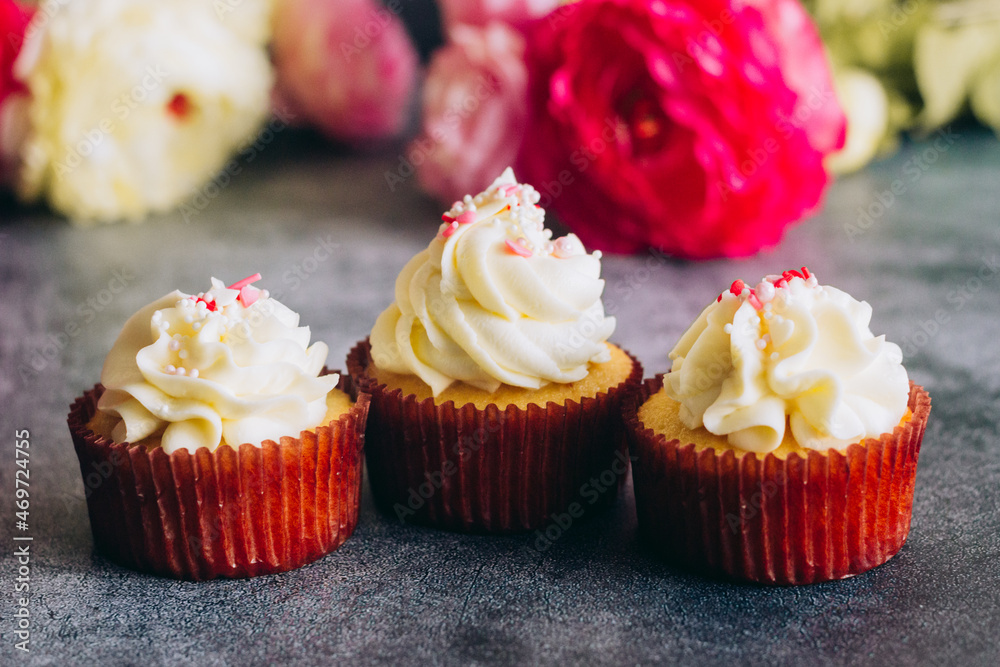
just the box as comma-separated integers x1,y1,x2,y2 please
15,0,273,224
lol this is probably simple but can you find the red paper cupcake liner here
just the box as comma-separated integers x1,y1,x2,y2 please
67,372,369,581
626,376,931,585
347,339,643,533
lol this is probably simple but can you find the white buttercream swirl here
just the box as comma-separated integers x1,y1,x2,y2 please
97,277,338,454
370,168,616,396
664,271,910,453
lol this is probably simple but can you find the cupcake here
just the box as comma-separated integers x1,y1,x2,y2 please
348,168,641,533
626,268,930,585
67,274,369,580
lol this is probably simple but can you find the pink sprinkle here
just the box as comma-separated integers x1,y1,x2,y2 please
503,184,519,196
442,213,456,223
228,273,262,291
505,238,532,258
441,221,460,238
456,211,477,225
747,292,763,311
239,286,260,307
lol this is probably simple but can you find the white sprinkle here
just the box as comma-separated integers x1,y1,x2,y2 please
770,352,780,361
165,364,176,374
593,251,602,259
204,291,214,301
168,340,180,351
176,367,186,376
184,314,194,323
192,322,202,331
189,368,199,378
755,339,767,350
756,281,775,303
152,310,162,322
260,290,269,299
178,350,188,360
723,323,733,334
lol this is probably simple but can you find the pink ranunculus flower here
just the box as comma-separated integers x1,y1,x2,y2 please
272,0,420,143
438,0,562,33
516,0,847,258
0,0,33,181
411,22,528,205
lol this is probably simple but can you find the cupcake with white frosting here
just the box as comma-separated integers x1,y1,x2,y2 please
348,168,641,532
626,268,931,585
68,274,369,580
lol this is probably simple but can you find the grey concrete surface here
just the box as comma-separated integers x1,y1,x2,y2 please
1,127,998,665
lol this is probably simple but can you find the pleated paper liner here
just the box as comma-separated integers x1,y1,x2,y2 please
67,372,369,581
347,339,643,533
626,376,931,585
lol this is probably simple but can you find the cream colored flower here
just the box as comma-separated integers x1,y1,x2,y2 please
914,0,1000,131
15,0,273,224
827,68,890,174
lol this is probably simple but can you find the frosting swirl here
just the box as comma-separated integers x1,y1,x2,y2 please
370,168,616,396
97,275,338,454
664,269,909,453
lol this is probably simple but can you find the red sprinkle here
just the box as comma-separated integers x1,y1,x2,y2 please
801,266,811,279
505,238,532,257
166,93,192,120
196,296,218,312
729,279,746,297
442,213,456,223
782,269,804,282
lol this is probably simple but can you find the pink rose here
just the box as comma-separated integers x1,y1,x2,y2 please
412,22,527,204
438,0,562,33
272,0,419,142
516,0,846,258
0,0,32,178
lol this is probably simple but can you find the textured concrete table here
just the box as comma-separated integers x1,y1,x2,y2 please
1,128,998,666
